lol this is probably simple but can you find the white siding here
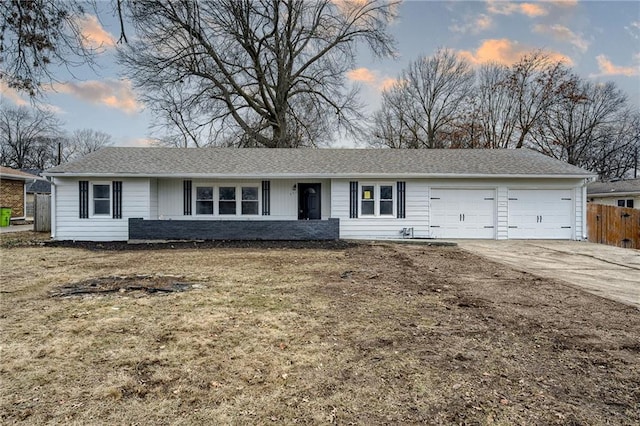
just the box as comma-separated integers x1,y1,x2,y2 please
53,177,151,241
496,186,509,240
157,178,331,221
333,177,587,241
149,178,158,219
588,195,640,209
576,187,585,239
332,179,430,239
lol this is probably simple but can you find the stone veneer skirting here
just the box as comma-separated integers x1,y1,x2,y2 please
129,218,339,241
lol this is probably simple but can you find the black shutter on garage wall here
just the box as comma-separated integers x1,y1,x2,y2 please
112,181,122,219
397,181,406,219
183,180,192,215
79,181,89,219
262,180,270,216
349,181,358,218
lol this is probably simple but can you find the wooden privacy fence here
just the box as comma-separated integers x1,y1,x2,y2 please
34,194,51,232
587,203,639,249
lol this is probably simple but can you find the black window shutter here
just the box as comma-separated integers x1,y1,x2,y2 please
262,180,270,216
183,180,192,215
349,181,358,218
397,181,406,219
79,181,89,219
112,181,122,219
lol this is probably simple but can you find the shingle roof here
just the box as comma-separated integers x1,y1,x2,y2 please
587,178,640,195
44,147,594,178
0,166,42,181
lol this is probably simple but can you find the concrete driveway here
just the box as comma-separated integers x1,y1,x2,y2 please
0,223,33,234
457,240,640,309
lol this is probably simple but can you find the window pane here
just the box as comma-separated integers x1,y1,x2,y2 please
197,187,213,200
219,201,236,215
242,187,258,201
361,200,374,215
361,185,374,201
242,201,258,215
94,199,110,215
618,200,625,207
627,200,634,208
380,200,393,215
196,201,213,215
219,187,235,201
94,184,110,199
380,185,393,200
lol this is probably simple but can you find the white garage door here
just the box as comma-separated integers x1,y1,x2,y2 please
508,189,574,239
430,189,496,239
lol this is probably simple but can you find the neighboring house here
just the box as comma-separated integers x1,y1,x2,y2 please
587,179,640,209
22,169,52,218
0,166,42,221
43,147,595,242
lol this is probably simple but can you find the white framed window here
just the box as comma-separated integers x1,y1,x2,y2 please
192,184,261,216
91,183,111,216
219,186,236,215
241,186,259,215
196,186,214,215
617,199,634,208
360,183,395,217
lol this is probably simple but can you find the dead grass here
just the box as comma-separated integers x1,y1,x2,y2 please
1,234,639,425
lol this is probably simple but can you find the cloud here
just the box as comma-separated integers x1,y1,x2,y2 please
450,14,493,35
533,24,589,52
346,68,376,84
78,14,116,49
545,0,578,7
486,1,548,17
625,21,640,40
458,39,573,66
519,3,547,17
346,68,397,91
379,78,399,92
53,79,141,114
0,81,29,106
121,137,159,147
592,55,639,77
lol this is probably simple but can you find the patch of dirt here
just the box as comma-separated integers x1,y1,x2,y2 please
44,238,356,251
1,240,638,425
49,275,200,297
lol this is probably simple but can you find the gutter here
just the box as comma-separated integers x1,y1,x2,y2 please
42,172,596,180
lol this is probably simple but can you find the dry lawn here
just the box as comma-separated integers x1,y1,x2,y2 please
1,233,639,425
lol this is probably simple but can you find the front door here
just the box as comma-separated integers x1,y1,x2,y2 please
298,183,321,220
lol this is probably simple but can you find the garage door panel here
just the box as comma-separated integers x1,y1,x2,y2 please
508,189,573,239
430,189,495,239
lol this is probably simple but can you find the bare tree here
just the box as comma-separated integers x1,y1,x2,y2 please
475,63,518,148
371,48,475,149
506,50,572,149
371,82,423,148
530,78,629,168
0,1,101,97
0,104,62,168
119,0,397,148
581,109,640,180
62,128,113,162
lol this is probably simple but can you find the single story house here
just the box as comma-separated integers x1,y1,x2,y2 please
43,147,595,242
587,178,639,209
0,166,43,221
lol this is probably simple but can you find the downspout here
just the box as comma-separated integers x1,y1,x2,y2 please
582,183,587,240
47,177,56,239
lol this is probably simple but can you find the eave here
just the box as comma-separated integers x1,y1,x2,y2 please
43,172,596,180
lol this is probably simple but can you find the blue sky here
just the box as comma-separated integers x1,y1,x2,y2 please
2,0,639,147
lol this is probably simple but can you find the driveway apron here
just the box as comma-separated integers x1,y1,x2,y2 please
457,240,640,309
